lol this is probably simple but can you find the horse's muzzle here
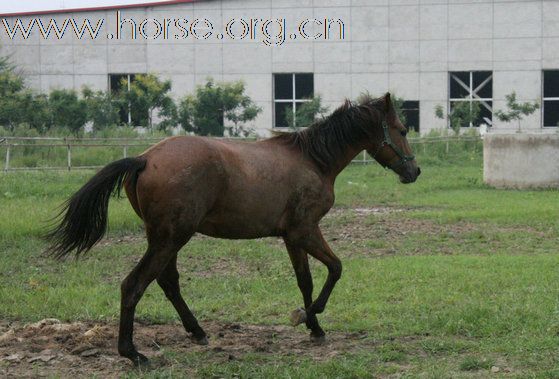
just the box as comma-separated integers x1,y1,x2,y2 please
399,166,421,184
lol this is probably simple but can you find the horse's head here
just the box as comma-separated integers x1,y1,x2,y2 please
365,93,421,184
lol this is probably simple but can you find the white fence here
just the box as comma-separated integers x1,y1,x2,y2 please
0,135,481,172
1,136,164,171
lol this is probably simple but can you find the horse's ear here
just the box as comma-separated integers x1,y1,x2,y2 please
384,92,392,113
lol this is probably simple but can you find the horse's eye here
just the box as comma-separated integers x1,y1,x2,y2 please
400,130,407,137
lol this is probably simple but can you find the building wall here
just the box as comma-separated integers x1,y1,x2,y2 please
1,0,558,135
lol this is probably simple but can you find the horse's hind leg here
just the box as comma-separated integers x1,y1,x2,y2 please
157,255,208,345
118,236,187,365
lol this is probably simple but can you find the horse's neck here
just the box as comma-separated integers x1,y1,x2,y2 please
325,143,366,182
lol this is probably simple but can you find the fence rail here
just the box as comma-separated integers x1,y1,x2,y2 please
0,135,481,172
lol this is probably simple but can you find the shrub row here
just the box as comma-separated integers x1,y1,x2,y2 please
0,57,261,137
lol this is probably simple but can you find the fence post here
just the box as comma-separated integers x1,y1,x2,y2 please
362,150,366,164
4,144,10,172
67,144,71,171
123,145,128,158
446,140,449,154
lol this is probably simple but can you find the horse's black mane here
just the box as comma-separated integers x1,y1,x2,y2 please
272,95,385,172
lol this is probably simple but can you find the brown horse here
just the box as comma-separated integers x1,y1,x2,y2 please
46,93,420,365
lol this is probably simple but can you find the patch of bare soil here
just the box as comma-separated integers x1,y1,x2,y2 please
317,207,476,257
0,318,377,378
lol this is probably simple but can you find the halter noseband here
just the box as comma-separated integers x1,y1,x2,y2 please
370,121,415,170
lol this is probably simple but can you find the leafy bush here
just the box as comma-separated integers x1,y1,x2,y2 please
178,78,261,137
222,82,261,137
2,55,266,136
48,89,88,136
435,101,481,135
0,58,51,132
119,73,176,130
178,83,221,136
82,87,120,131
284,96,328,130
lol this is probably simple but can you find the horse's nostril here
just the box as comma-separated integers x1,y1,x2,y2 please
417,167,421,176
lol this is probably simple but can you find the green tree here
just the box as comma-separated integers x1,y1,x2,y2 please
178,80,222,136
178,78,261,137
222,81,261,137
177,95,196,133
119,73,176,129
82,87,120,131
156,97,178,132
494,92,539,132
0,58,51,132
48,89,87,136
19,92,51,133
285,96,328,130
435,101,481,135
0,57,24,96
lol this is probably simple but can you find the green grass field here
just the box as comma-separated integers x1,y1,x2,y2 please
0,149,558,378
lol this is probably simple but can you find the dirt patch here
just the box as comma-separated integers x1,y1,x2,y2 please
316,207,476,257
0,318,378,378
316,206,548,257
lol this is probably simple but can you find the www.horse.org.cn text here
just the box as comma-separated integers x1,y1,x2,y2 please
1,11,346,46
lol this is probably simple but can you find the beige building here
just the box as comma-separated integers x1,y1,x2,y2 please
1,0,559,135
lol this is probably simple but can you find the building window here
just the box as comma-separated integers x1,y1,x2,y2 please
273,73,314,128
401,101,419,132
109,73,147,125
543,70,559,127
449,71,492,127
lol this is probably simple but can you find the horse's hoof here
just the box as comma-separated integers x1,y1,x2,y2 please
310,334,326,344
132,353,149,367
191,335,209,345
290,308,307,326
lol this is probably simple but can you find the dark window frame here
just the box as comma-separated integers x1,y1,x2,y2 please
401,100,420,133
542,70,559,128
273,73,314,128
449,71,493,128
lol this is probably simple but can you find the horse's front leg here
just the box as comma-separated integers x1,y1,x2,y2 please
285,227,342,342
284,239,325,340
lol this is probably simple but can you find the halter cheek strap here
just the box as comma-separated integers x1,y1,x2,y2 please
371,121,415,170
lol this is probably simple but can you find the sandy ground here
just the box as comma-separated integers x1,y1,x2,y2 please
0,318,378,378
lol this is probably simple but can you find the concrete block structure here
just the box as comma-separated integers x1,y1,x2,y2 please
484,133,559,188
1,0,559,136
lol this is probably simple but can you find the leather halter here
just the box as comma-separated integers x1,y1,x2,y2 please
370,121,415,170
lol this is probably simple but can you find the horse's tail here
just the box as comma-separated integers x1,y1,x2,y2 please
45,157,146,259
